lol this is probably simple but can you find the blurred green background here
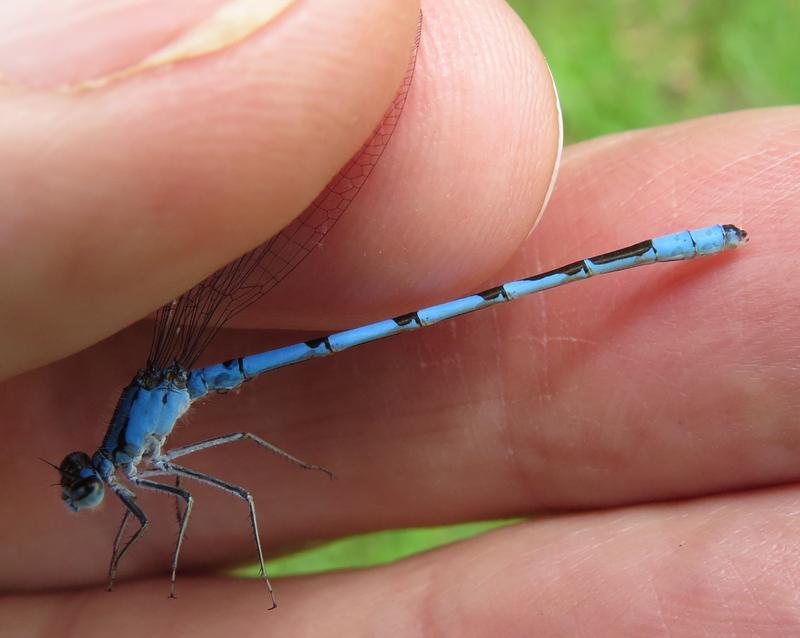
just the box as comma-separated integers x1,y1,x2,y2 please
244,0,800,581
516,0,800,143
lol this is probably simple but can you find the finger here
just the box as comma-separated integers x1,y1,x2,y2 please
0,0,423,378
4,485,799,635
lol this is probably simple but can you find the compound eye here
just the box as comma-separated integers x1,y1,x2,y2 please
59,451,92,476
65,476,105,510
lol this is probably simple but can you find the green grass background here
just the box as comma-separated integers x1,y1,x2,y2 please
518,0,800,143
241,0,800,580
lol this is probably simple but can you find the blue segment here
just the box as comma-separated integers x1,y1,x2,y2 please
690,224,726,256
418,293,504,325
328,318,418,351
242,341,330,377
586,247,656,275
651,229,697,260
504,270,583,298
198,360,243,392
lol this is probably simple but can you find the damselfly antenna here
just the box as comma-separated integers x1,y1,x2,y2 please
39,457,60,471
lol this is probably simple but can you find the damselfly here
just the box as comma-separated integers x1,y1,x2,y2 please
53,21,747,606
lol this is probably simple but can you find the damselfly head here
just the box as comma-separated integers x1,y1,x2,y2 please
58,451,104,511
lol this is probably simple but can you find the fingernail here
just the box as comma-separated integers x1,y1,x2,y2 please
0,0,297,91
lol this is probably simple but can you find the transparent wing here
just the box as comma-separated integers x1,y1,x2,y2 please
148,19,421,371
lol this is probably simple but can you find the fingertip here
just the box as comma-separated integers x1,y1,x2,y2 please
0,0,421,377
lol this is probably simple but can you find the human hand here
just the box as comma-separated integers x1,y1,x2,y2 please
1,0,797,636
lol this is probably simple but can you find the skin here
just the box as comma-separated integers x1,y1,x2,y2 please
1,0,799,635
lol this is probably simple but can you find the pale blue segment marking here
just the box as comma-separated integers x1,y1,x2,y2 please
417,293,505,325
652,230,697,260
692,225,727,255
504,270,584,298
328,318,415,351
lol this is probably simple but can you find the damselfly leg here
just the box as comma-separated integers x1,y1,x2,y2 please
108,478,192,597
